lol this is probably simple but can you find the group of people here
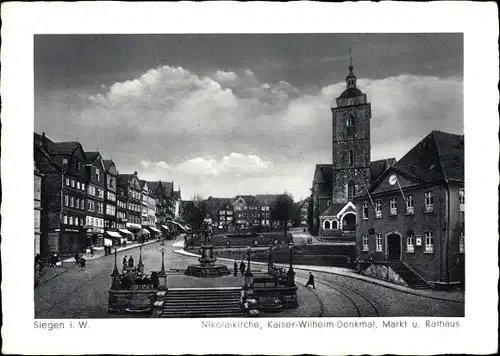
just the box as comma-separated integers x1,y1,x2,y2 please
122,255,135,271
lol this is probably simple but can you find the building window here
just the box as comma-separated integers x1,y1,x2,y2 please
65,178,70,186
69,216,73,225
362,202,369,219
96,169,100,182
97,203,103,214
88,200,95,212
425,231,434,253
71,179,75,188
81,183,85,191
406,194,414,214
70,196,74,208
348,180,355,200
424,191,434,212
375,200,382,218
76,181,80,189
362,235,369,251
407,236,415,253
376,234,382,252
346,116,353,127
63,215,68,224
63,158,68,165
80,200,85,210
459,230,465,253
64,194,69,207
459,189,465,212
327,200,332,207
389,197,397,215
324,221,331,230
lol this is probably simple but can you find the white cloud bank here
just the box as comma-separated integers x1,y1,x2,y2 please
37,64,463,199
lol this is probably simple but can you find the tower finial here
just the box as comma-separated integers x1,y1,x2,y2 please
348,48,353,70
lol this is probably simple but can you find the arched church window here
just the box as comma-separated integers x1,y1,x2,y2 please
324,221,331,230
348,150,354,166
348,180,355,200
332,220,338,229
346,115,353,127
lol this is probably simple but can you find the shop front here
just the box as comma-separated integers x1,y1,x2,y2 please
126,222,141,240
147,226,162,239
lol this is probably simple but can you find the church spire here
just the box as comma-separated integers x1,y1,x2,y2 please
346,48,357,89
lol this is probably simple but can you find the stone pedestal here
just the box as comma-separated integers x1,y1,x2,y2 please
185,244,231,278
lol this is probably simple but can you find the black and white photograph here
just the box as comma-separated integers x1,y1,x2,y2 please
2,2,498,355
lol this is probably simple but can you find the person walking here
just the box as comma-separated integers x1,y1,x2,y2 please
234,260,238,276
305,272,316,289
128,256,134,268
74,253,80,267
122,255,128,272
239,260,246,276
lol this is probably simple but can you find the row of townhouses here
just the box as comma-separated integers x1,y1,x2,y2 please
309,58,465,287
34,132,182,257
202,194,285,231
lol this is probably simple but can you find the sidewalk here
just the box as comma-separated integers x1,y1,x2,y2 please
173,248,464,303
62,239,160,263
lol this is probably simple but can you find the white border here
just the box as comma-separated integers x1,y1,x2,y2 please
1,2,499,355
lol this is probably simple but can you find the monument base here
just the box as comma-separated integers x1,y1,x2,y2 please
184,243,231,278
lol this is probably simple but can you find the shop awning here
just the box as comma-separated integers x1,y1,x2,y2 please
106,231,122,238
148,226,161,233
138,228,150,236
161,225,170,230
119,229,133,236
104,238,113,246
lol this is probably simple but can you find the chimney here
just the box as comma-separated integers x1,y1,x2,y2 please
42,132,46,147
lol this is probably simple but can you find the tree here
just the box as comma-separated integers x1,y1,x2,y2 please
182,194,209,234
307,196,314,234
270,192,295,237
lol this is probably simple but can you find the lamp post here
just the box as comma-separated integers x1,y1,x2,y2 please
110,246,121,289
244,246,253,290
137,243,144,274
287,242,295,287
157,237,167,289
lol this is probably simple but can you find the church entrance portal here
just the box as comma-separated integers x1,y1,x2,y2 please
387,233,402,261
342,213,356,231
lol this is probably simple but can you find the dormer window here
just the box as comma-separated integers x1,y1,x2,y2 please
95,169,100,182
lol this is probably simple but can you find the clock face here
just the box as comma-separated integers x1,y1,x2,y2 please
389,174,397,186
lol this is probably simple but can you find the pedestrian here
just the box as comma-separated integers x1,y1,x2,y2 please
35,253,44,273
122,255,128,272
305,272,316,289
234,260,238,276
79,257,86,269
240,260,246,276
74,253,80,267
128,256,134,268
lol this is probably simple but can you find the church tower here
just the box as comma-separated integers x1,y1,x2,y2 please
331,51,371,204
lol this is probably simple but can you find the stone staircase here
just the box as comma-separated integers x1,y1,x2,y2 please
389,262,429,289
154,287,244,318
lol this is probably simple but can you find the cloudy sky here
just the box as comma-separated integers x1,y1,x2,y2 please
34,34,463,201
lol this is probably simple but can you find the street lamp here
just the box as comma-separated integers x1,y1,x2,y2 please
244,246,253,290
157,237,167,290
287,242,295,287
110,246,121,289
137,243,145,273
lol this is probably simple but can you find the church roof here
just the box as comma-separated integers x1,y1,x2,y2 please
320,203,346,217
338,87,363,98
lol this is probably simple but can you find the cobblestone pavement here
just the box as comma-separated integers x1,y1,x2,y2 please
35,235,464,318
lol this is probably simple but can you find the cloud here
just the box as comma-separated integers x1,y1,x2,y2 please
176,153,271,177
36,64,463,199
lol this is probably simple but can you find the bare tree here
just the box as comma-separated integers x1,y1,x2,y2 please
182,194,209,234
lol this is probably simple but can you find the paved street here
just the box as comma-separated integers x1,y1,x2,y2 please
35,235,464,318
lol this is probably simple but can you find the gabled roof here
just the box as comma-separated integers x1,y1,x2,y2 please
361,130,464,197
34,145,63,173
45,142,81,156
85,151,101,163
236,195,260,205
117,173,138,186
370,158,396,182
319,203,346,217
255,194,283,206
102,159,115,171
